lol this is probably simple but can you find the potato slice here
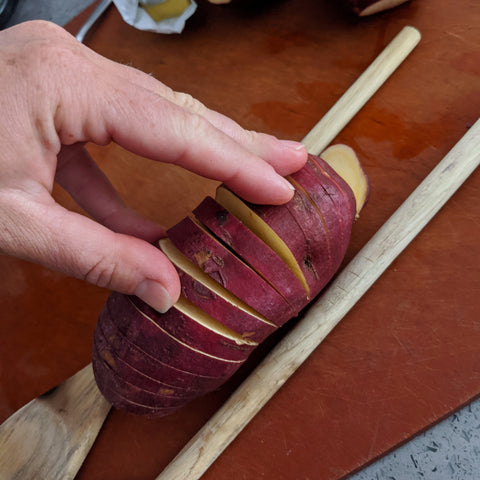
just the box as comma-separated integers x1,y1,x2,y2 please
215,186,310,296
92,349,192,414
106,292,246,377
91,372,182,417
283,177,336,298
159,238,274,324
129,295,257,362
289,167,350,276
98,302,231,391
167,216,294,326
95,323,199,397
175,267,277,342
193,196,306,315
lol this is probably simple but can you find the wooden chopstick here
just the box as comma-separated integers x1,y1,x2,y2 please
303,25,421,155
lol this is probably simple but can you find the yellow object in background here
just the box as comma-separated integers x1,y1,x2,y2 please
141,0,191,21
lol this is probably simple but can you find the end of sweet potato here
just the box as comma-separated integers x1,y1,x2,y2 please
320,144,370,217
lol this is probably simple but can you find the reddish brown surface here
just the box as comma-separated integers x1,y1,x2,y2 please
1,0,479,479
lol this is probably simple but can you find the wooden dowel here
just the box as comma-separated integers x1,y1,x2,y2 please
302,25,421,155
156,121,480,480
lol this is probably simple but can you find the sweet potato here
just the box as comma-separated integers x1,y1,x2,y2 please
174,265,277,342
96,304,231,391
128,295,257,362
92,146,369,416
93,347,192,409
166,216,295,324
92,350,185,417
104,292,246,377
193,196,306,314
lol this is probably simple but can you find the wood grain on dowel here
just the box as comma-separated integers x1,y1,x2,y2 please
156,121,480,480
0,25,421,480
302,25,420,155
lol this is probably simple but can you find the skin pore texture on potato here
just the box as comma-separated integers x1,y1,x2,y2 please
92,145,369,417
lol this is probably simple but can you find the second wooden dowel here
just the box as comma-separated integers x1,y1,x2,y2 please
156,121,480,480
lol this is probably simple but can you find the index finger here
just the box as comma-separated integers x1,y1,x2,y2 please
56,77,298,205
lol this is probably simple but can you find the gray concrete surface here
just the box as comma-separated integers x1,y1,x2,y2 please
350,401,480,480
3,1,480,479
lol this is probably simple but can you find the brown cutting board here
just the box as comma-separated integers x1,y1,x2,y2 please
1,1,479,479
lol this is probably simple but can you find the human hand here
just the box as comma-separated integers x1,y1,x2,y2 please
0,20,307,313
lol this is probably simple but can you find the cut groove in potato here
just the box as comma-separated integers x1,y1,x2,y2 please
192,197,306,315
159,238,272,324
215,186,310,295
93,348,191,411
95,330,197,395
287,176,333,276
100,300,235,389
168,215,293,325
94,344,188,404
172,296,258,346
189,213,296,307
129,298,246,363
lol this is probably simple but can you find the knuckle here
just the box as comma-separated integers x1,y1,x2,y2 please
172,91,206,114
188,112,210,136
83,255,119,290
26,20,70,37
245,129,260,144
176,110,211,147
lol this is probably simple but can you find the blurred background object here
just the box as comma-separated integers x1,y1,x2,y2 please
0,0,18,28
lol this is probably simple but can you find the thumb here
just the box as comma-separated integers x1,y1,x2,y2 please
0,190,179,312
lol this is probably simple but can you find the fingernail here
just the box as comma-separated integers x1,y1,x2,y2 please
275,176,295,195
283,178,295,191
134,279,172,313
280,140,306,152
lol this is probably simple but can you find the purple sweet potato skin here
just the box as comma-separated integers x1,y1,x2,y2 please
93,294,247,414
242,194,320,299
129,295,255,362
92,349,186,417
93,346,191,409
302,155,356,263
282,183,334,299
92,152,365,416
95,318,209,396
174,267,277,341
307,155,356,227
167,217,294,324
96,303,229,391
105,292,245,378
193,197,306,315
